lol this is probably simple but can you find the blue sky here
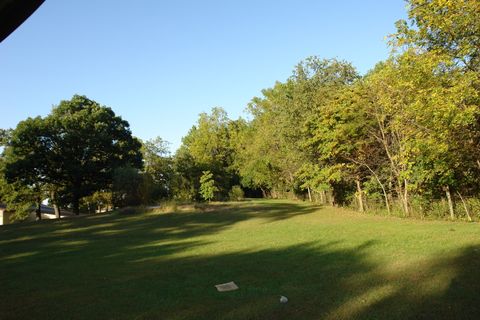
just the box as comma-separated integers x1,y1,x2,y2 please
0,0,407,151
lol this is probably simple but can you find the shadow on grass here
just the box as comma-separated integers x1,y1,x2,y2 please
1,241,480,319
1,201,480,319
0,200,321,249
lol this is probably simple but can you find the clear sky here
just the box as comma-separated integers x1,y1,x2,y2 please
0,0,407,151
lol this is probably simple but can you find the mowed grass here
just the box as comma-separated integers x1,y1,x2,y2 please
1,200,480,320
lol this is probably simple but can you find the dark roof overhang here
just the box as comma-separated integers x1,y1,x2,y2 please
0,0,44,43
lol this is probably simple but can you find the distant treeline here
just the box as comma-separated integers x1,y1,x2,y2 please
1,0,479,221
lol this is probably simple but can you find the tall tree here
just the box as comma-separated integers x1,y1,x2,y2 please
2,117,49,219
3,95,143,215
142,137,173,200
177,107,239,199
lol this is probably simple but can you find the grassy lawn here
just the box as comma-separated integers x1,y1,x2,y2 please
1,199,480,319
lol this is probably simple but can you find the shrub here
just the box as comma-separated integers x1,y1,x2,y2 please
199,171,218,202
229,185,245,201
158,200,178,213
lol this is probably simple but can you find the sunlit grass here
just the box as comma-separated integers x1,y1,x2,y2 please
1,199,479,319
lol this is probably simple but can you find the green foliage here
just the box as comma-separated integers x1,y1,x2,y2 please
199,170,218,202
233,57,360,202
0,142,41,221
112,166,144,207
393,0,480,71
81,191,113,214
171,145,202,201
173,108,241,200
0,178,37,222
2,0,480,221
0,128,11,147
141,136,173,200
2,95,143,214
227,3,480,217
142,137,170,173
228,185,245,201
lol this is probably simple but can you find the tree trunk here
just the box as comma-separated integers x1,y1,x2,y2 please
35,202,42,221
73,180,81,215
319,190,326,204
396,180,409,217
343,157,390,214
260,187,267,198
444,185,454,220
73,196,80,215
403,179,409,216
54,204,61,218
374,114,406,216
396,185,404,214
384,192,391,215
371,171,391,214
456,191,472,222
50,191,61,219
328,190,335,206
307,187,312,202
355,178,364,213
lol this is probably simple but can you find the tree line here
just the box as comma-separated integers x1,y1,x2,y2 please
177,0,480,219
1,0,479,221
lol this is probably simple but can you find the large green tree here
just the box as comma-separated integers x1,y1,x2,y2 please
175,107,240,200
236,57,359,201
3,95,143,215
2,117,50,219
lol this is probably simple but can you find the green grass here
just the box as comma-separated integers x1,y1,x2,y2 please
1,199,480,319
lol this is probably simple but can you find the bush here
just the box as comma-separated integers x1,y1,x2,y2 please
199,171,218,201
229,185,245,201
158,200,178,213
